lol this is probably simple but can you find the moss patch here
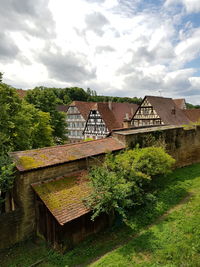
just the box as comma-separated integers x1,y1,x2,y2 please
33,175,90,211
18,156,44,170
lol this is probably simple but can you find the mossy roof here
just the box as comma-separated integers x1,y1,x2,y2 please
10,137,125,172
32,170,91,225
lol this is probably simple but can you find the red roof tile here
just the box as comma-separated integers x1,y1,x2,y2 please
56,105,69,112
32,170,91,225
89,102,138,131
70,101,96,120
137,96,190,125
111,102,138,125
183,109,200,123
11,137,125,172
173,99,186,109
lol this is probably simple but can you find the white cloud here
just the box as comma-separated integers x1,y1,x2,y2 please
0,0,200,104
165,0,200,13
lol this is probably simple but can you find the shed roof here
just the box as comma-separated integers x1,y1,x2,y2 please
32,170,91,225
10,137,125,172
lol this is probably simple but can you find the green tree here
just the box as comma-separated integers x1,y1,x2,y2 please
0,83,54,152
25,87,67,143
186,102,200,109
86,165,133,220
0,84,54,211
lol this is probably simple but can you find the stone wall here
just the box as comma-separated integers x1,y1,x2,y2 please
1,125,200,250
112,125,200,168
0,209,23,250
0,155,104,249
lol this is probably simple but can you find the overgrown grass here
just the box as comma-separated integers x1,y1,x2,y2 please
90,171,200,266
1,163,200,267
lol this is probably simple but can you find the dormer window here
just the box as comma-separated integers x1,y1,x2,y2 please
171,108,176,115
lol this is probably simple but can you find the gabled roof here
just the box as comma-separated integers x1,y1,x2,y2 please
111,103,138,124
56,105,69,112
88,102,138,131
133,96,190,125
32,170,91,225
173,98,186,109
183,109,200,123
10,137,125,172
92,103,121,131
70,101,95,120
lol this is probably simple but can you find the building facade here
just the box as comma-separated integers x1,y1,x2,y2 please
84,109,109,139
65,101,95,143
67,105,86,142
131,96,190,127
84,102,138,140
131,97,163,127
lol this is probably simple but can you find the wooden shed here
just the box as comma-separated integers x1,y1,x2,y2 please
32,170,110,250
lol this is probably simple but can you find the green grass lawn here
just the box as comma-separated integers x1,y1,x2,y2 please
1,163,200,267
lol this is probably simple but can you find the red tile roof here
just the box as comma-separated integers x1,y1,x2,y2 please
111,102,138,124
56,105,69,112
32,170,91,225
183,109,200,123
70,101,96,120
94,103,121,131
173,99,186,109
11,137,125,172
89,102,138,131
135,96,190,126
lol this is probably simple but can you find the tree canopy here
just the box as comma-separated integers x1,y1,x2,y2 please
25,86,67,144
0,83,54,153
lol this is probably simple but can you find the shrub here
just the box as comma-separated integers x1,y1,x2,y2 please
87,147,175,220
133,147,175,178
86,166,134,220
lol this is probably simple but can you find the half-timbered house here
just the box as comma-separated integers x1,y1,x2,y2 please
84,102,138,139
66,101,95,143
131,96,190,127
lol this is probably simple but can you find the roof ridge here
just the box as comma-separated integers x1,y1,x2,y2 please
10,137,115,154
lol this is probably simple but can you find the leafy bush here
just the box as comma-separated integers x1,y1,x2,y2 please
87,147,175,220
86,166,133,220
133,147,175,178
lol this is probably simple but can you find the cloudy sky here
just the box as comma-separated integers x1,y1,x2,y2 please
1,0,200,103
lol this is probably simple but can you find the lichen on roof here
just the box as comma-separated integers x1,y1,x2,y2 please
11,137,125,172
32,171,91,225
18,156,45,170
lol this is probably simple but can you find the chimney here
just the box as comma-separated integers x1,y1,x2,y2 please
108,101,112,110
131,107,134,115
125,113,129,120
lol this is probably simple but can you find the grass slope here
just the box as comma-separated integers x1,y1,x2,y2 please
90,174,200,266
0,163,200,267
